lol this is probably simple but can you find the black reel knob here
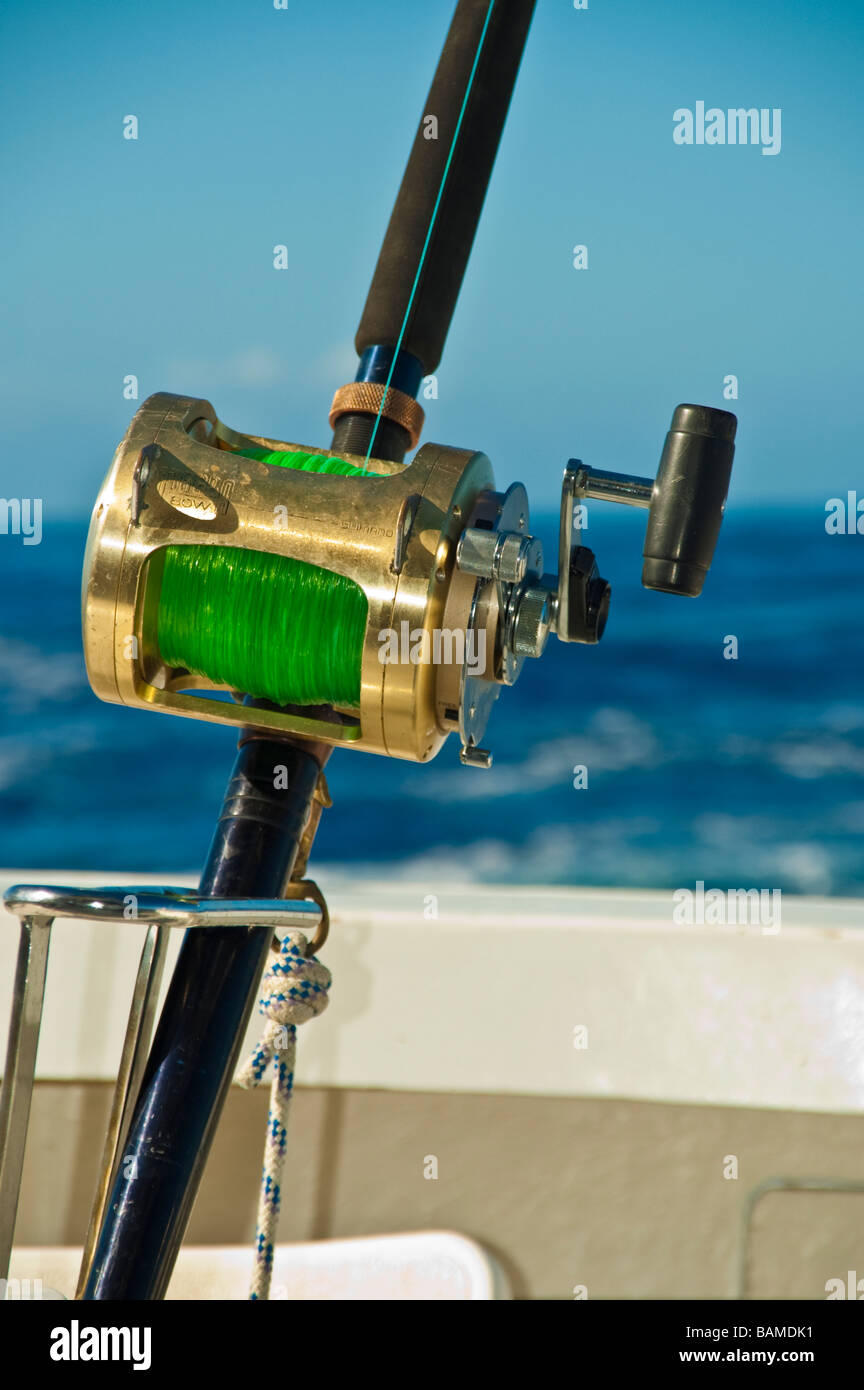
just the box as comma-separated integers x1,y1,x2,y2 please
642,403,737,597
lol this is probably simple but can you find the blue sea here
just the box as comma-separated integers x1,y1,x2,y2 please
1,508,862,897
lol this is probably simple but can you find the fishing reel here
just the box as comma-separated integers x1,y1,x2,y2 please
83,393,735,767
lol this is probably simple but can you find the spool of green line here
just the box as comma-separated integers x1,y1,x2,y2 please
156,448,381,707
235,446,375,478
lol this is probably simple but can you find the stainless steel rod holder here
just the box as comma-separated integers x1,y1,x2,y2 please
0,882,325,1289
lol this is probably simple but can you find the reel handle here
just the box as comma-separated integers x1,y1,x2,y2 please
559,402,737,638
641,404,737,597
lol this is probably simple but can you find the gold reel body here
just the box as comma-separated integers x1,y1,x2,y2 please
83,392,497,762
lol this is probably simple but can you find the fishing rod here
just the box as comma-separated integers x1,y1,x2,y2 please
0,0,735,1301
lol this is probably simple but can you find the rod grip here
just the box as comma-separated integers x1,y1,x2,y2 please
355,0,536,373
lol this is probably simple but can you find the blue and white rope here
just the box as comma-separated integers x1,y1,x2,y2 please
235,930,331,1301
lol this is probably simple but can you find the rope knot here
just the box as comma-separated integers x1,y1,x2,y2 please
236,931,330,1092
257,932,331,1028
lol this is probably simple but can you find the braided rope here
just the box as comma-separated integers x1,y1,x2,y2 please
235,931,331,1300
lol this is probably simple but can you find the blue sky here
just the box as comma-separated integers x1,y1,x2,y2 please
1,0,861,515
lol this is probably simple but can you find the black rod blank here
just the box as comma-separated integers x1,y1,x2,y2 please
84,738,322,1299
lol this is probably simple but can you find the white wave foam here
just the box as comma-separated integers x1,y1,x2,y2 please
0,637,86,711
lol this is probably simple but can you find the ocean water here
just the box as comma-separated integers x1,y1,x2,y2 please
1,507,862,897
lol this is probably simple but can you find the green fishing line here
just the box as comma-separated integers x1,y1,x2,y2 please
236,446,374,478
157,448,381,707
